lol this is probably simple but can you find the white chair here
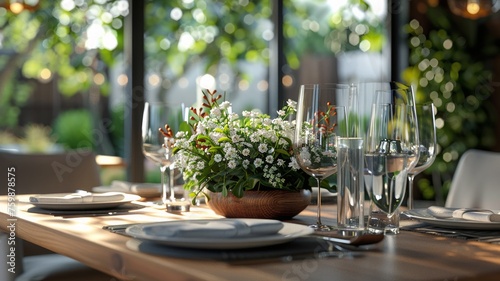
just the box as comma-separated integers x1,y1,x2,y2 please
445,149,500,210
0,150,114,281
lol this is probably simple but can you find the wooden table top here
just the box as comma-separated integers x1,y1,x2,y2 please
2,195,500,281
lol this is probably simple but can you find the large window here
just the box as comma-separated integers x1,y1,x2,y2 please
0,0,391,182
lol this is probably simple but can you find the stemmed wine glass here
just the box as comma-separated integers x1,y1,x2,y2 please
294,84,349,231
407,103,437,210
142,102,190,212
364,103,419,234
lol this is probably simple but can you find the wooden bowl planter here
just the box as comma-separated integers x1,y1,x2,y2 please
206,189,312,219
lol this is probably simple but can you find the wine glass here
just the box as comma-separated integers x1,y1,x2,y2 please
142,102,190,212
407,103,437,210
364,103,419,234
294,84,349,231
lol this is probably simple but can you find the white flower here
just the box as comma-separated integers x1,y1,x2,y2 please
277,110,285,117
266,155,274,164
289,157,301,170
258,143,268,153
287,99,297,110
196,161,205,169
242,148,250,156
210,107,221,117
242,159,250,168
228,160,237,169
214,154,223,162
220,101,231,109
254,158,263,168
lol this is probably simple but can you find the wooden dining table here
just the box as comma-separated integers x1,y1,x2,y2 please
2,194,500,281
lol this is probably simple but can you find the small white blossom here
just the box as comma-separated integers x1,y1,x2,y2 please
289,157,301,170
210,107,221,117
242,148,250,156
258,143,268,153
254,158,263,168
214,154,223,162
220,101,231,109
266,155,274,164
228,160,237,169
196,162,205,169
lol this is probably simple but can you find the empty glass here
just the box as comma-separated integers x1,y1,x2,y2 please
294,84,349,231
407,103,437,210
142,102,190,212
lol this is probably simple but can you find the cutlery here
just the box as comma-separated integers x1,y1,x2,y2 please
313,230,385,246
402,225,500,242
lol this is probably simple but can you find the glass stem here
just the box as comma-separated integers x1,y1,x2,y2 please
315,177,323,226
160,165,169,204
169,167,176,202
407,174,416,210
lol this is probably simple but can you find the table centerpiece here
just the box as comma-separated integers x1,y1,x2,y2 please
168,89,315,219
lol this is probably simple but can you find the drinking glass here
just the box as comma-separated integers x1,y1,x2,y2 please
352,82,418,234
294,84,349,231
364,103,419,234
142,102,190,212
407,103,437,210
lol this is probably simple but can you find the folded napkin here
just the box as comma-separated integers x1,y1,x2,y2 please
92,180,162,197
142,219,284,239
30,192,125,204
427,206,500,223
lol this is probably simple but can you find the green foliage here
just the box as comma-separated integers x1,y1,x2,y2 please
52,109,94,150
283,0,385,69
144,0,272,96
403,7,498,200
109,105,125,157
0,1,126,130
20,124,58,153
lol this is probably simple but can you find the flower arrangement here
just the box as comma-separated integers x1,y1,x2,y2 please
171,89,311,202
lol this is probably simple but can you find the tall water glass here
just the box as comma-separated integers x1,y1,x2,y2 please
336,137,364,230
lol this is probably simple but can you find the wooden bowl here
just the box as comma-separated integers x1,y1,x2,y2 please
206,189,311,219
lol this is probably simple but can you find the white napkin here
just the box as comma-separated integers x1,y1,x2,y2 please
427,206,500,222
142,219,284,238
92,180,162,197
30,192,125,204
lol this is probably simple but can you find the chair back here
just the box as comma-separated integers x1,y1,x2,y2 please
0,150,101,195
445,149,500,209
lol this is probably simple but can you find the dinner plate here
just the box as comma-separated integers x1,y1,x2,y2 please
27,193,141,210
125,220,314,249
404,208,500,230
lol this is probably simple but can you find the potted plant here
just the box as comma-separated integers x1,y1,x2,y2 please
168,89,313,219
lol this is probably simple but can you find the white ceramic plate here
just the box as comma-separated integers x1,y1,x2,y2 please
27,193,141,210
125,220,314,249
404,208,500,230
